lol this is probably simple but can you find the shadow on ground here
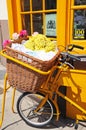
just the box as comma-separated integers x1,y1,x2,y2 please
1,112,86,130
1,115,76,130
41,116,75,129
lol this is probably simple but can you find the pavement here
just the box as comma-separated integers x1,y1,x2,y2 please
0,63,86,130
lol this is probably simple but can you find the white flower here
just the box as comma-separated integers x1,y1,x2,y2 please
32,32,39,36
12,33,19,40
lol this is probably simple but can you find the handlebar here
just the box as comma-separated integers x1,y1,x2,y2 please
60,52,81,68
66,44,84,51
60,52,81,61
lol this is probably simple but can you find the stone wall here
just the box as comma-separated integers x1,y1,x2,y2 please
0,20,9,66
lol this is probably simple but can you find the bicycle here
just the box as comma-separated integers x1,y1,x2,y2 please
16,44,86,128
0,44,86,129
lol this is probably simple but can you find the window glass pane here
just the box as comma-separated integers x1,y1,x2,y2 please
45,0,56,10
33,14,43,33
73,10,86,40
45,13,56,37
22,15,31,35
21,0,30,11
32,0,42,11
74,0,86,5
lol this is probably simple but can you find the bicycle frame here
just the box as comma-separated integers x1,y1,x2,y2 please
38,65,86,119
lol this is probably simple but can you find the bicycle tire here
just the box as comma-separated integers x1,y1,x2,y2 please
17,92,54,127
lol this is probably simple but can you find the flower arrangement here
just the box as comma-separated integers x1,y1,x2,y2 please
3,31,56,53
24,33,56,52
3,30,28,48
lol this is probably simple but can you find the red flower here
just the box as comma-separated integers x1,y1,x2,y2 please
3,40,11,48
19,30,28,37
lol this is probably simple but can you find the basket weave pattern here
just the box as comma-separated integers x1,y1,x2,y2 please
6,47,59,92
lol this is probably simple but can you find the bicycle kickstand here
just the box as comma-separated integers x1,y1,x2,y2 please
74,119,79,130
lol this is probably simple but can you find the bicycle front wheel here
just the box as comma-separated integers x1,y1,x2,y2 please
17,93,54,127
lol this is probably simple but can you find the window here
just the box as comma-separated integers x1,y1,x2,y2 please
45,14,56,37
73,10,86,39
74,0,86,5
20,0,57,37
21,0,30,11
72,0,86,40
32,0,42,11
45,0,56,10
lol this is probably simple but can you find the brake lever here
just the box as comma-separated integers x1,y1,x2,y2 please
64,61,75,69
60,52,81,61
68,53,81,61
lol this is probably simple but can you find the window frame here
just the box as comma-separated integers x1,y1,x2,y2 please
16,0,57,40
70,0,86,46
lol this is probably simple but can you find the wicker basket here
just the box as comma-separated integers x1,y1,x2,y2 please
6,46,59,92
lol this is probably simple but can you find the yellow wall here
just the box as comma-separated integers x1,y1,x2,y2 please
57,0,67,47
57,69,86,120
6,0,22,38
